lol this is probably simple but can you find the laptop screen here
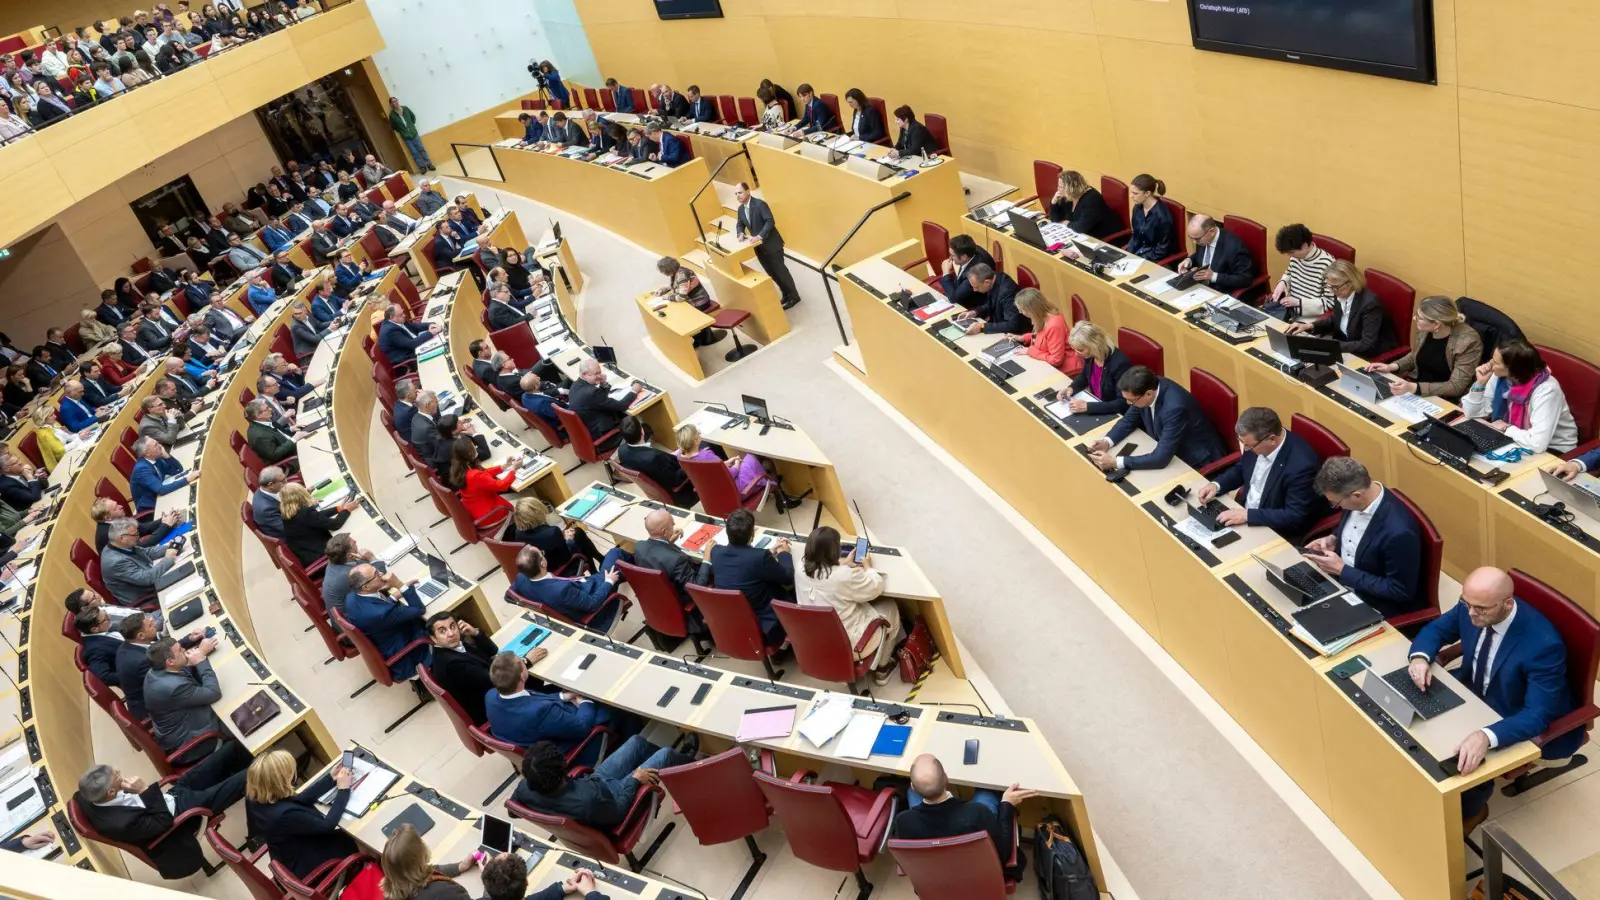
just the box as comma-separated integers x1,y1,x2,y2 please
741,394,770,422
425,554,450,584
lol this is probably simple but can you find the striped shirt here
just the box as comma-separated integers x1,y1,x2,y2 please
1280,246,1335,319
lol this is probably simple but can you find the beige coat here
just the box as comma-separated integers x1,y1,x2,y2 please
792,561,902,668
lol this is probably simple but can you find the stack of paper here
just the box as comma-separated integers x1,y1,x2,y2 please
679,524,723,552
565,489,607,519
0,769,44,841
736,705,797,743
1291,621,1381,657
836,712,886,760
380,535,418,566
162,574,207,606
798,695,856,748
584,499,629,528
1175,517,1234,547
912,299,955,322
322,757,401,819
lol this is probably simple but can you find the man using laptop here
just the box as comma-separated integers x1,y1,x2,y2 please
1547,447,1600,484
1407,567,1579,830
1196,408,1329,541
1303,457,1429,620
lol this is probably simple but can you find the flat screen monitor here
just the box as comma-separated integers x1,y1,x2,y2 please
654,0,723,20
741,394,770,423
1187,0,1435,84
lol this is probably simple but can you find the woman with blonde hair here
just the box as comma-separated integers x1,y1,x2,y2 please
380,822,477,900
676,422,792,507
1285,260,1398,360
28,406,67,472
245,749,359,880
79,308,118,347
1006,289,1079,375
1368,295,1482,401
1055,320,1133,415
1048,170,1121,239
502,496,601,574
280,481,357,566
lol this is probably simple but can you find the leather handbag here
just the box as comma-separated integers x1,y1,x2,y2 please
229,689,281,736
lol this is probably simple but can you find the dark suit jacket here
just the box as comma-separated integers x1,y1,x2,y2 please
433,233,462,269
1105,378,1227,471
1186,228,1256,294
285,506,350,567
137,319,173,352
974,272,1026,335
0,473,47,509
1308,289,1399,361
1331,489,1427,620
309,231,338,266
735,197,782,248
115,641,155,719
850,105,886,143
394,401,417,443
1048,188,1122,239
377,320,432,366
798,96,836,132
411,413,442,462
1210,431,1329,541
244,773,359,880
291,318,327,358
73,783,205,878
688,95,718,122
566,380,629,442
632,537,711,600
709,543,793,637
96,303,129,326
82,633,122,686
617,442,696,507
938,248,997,310
663,91,690,118
204,307,246,345
270,262,304,293
247,420,297,465
428,633,499,725
343,588,429,680
487,298,530,331
144,661,224,758
1411,598,1579,758
894,120,940,157
1068,349,1133,415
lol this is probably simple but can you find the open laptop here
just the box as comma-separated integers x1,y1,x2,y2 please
414,554,451,601
1007,210,1050,250
1415,414,1482,462
1071,241,1124,268
1538,469,1600,520
1335,362,1396,402
1250,553,1342,605
1362,667,1466,727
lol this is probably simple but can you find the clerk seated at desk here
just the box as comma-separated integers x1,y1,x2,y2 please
425,610,505,726
1049,170,1122,239
624,129,653,164
584,112,626,155
938,234,995,310
893,753,1035,883
1087,366,1227,473
1197,408,1329,541
886,105,940,159
74,761,247,880
144,635,249,774
1366,295,1483,403
510,544,632,633
1284,261,1398,360
1408,567,1579,827
1054,322,1132,415
1176,215,1255,294
685,84,718,123
131,436,198,514
951,264,1026,336
377,303,442,368
1124,174,1177,263
342,563,432,702
512,734,693,832
710,509,794,644
1460,339,1580,455
1303,457,1428,620
617,415,698,508
794,83,836,133
844,88,885,143
486,651,637,762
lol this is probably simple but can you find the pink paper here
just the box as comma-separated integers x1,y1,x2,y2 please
736,705,797,743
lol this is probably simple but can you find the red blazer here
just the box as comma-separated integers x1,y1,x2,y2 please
459,465,515,523
1019,314,1082,375
101,356,139,385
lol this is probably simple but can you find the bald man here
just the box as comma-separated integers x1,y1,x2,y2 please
631,508,713,605
1409,566,1579,828
892,754,1035,881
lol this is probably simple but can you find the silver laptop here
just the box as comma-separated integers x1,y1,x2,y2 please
1362,668,1424,727
1264,327,1293,360
1538,469,1600,520
1335,363,1391,403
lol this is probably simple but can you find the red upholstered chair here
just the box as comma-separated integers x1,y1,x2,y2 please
62,612,83,645
1016,265,1040,291
63,323,86,354
867,97,891,145
658,748,773,864
1032,160,1062,211
1188,368,1241,477
82,664,129,737
1221,215,1270,303
291,584,355,662
504,581,629,629
925,112,950,156
430,474,507,549
680,455,768,517
332,607,430,689
1070,294,1089,325
715,94,736,124
359,229,397,269
990,240,1004,276
488,324,542,370
272,854,369,900
610,461,677,505
1156,196,1188,269
69,792,221,879
772,600,887,691
601,90,616,112
617,561,706,654
889,829,1020,899
1505,570,1600,777
819,93,844,133
631,88,647,112
1313,233,1356,264
512,400,568,451
205,822,283,900
15,430,43,469
686,583,785,679
552,405,618,470
1289,413,1350,537
1100,176,1132,245
112,445,136,479
903,221,950,286
779,98,792,119
584,87,601,109
418,665,486,760
384,172,408,198
1538,345,1600,460
1364,269,1415,364
737,96,759,126
507,784,663,869
1116,328,1164,377
522,99,543,111
95,477,129,510
752,771,896,895
114,700,224,778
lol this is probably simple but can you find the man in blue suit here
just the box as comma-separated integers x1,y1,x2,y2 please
376,304,440,368
794,83,835,133
59,380,102,432
309,281,343,327
1408,567,1579,822
952,264,1025,335
605,78,634,113
484,652,634,764
509,545,631,632
259,218,293,253
331,251,367,299
517,111,545,144
393,380,418,443
646,125,688,168
708,509,793,644
342,564,432,702
1549,449,1600,483
1303,457,1428,620
685,85,718,123
1088,367,1227,473
130,438,194,514
1197,407,1330,541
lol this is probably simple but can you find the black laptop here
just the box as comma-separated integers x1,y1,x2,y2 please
1007,210,1050,250
1292,595,1383,644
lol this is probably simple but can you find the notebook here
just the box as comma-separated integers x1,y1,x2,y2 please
737,705,797,742
679,524,723,552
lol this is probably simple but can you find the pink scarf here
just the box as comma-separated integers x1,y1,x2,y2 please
1505,369,1550,430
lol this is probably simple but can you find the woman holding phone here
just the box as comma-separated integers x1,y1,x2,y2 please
244,749,360,880
792,526,903,684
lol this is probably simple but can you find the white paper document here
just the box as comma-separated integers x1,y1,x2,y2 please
1174,516,1234,547
798,695,856,748
836,712,886,760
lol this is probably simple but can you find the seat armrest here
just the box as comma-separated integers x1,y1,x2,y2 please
383,637,430,666
1438,643,1464,666
757,748,778,776
151,806,218,849
854,617,890,655
1387,608,1440,630
1197,451,1242,479
790,768,818,785
168,729,226,764
1534,704,1600,747
612,783,663,838
1371,345,1410,365
1564,437,1600,462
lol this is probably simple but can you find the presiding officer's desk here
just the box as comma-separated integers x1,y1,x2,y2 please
311,746,701,899
494,109,761,189
633,289,716,383
553,479,961,679
838,242,1537,900
490,602,1100,884
674,404,856,534
956,210,1600,615
489,140,722,259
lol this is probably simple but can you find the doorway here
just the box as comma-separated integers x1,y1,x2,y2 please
257,73,376,166
130,174,207,246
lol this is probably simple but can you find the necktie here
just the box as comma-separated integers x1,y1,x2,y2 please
1472,628,1495,696
1142,404,1155,437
